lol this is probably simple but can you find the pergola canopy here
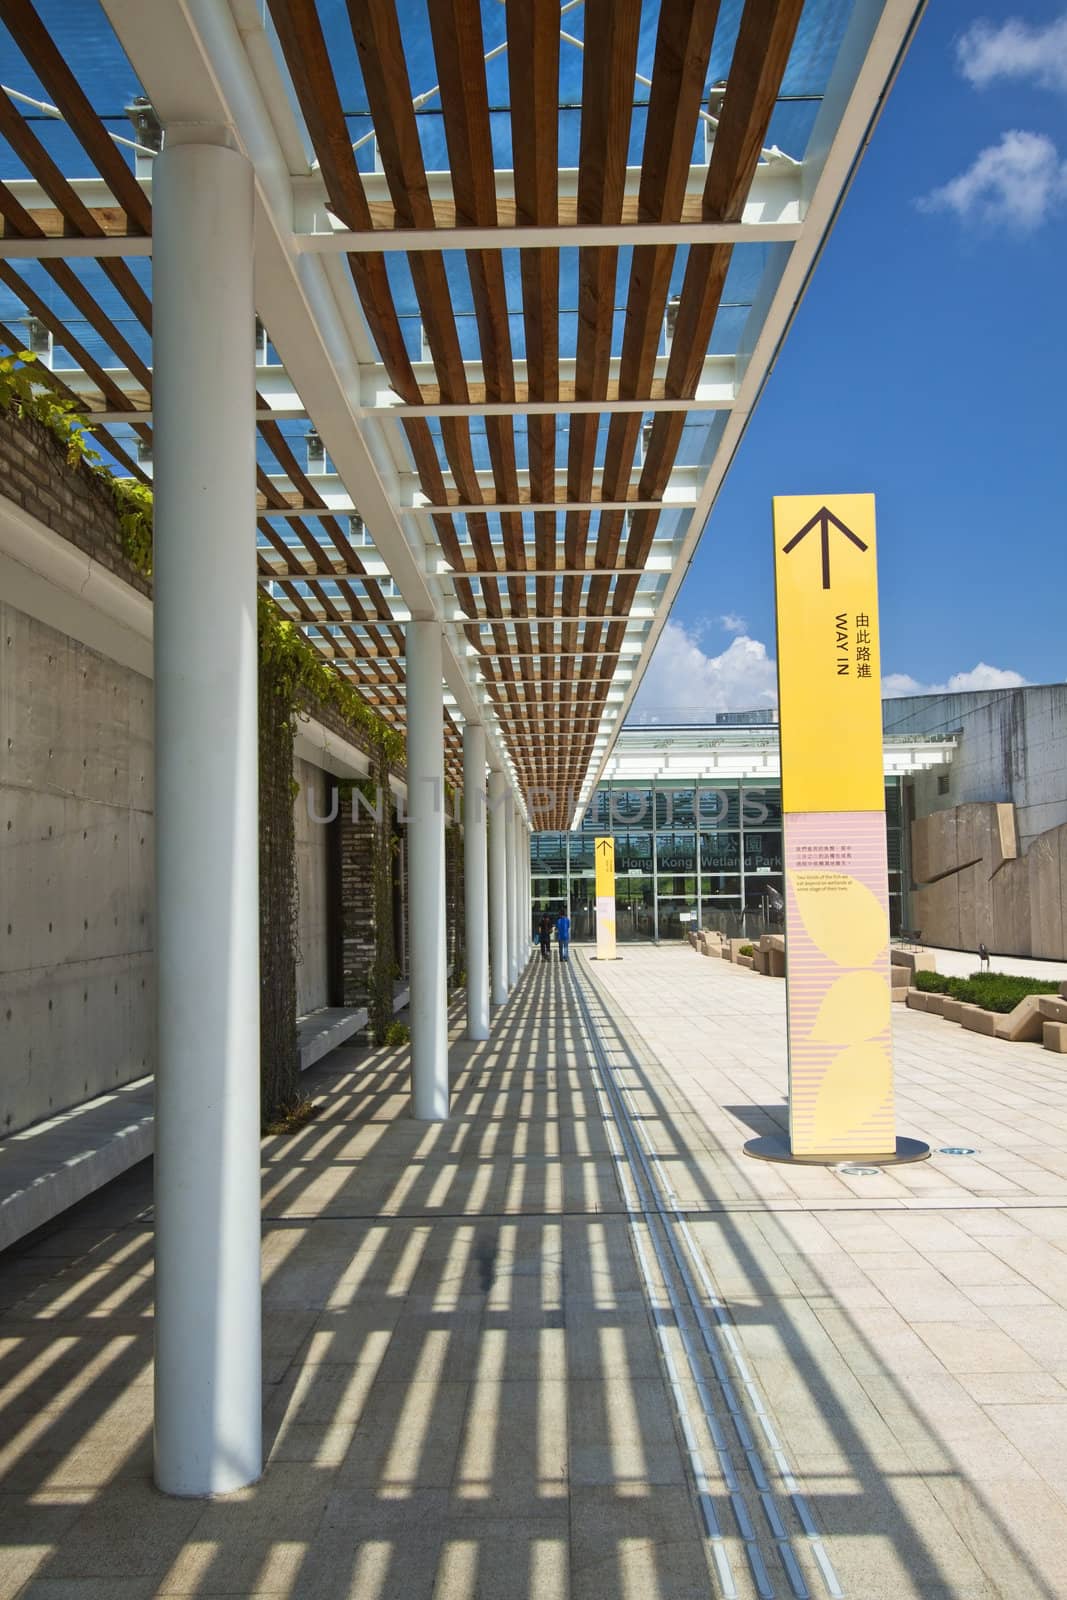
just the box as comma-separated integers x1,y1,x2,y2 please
0,0,923,824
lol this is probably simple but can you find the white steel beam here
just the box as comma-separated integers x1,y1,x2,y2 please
294,219,801,253
2,157,802,223
86,392,731,426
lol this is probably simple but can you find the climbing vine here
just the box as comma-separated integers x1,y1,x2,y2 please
0,350,100,468
446,816,466,991
257,594,406,769
259,637,301,1121
0,351,155,575
362,745,400,1045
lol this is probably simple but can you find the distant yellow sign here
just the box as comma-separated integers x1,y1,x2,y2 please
594,836,617,961
773,494,883,814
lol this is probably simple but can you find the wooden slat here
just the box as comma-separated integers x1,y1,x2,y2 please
0,94,152,327
0,186,153,399
266,0,424,404
428,0,539,775
586,0,720,642
3,204,128,237
563,0,642,689
266,0,478,642
507,0,561,733
348,0,524,757
1,0,152,234
667,0,806,400
559,0,808,782
0,259,150,426
557,0,643,757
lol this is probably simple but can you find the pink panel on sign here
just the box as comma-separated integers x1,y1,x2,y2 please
784,811,896,1157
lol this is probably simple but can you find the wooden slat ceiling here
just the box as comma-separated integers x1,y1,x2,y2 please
0,0,810,820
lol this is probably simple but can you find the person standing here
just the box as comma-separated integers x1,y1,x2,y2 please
556,910,571,963
538,913,552,961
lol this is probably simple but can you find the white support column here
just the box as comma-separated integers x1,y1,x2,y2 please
523,824,532,966
518,819,528,969
406,621,449,1120
488,769,509,1006
463,723,490,1041
152,142,261,1498
505,793,519,987
518,822,526,970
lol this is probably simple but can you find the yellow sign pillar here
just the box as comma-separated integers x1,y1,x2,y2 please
594,836,617,961
746,494,927,1167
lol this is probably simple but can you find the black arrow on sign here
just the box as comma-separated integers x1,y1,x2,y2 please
596,838,613,858
782,505,868,590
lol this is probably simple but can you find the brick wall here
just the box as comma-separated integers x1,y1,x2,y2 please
0,409,151,598
340,793,378,1006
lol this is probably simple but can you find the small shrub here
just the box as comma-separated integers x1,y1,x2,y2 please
383,1020,410,1046
915,967,1058,1013
263,1096,320,1136
739,944,755,957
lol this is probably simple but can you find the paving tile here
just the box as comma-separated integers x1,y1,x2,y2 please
569,1484,714,1600
431,1516,569,1600
301,1488,450,1600
37,1477,203,1580
982,1402,1067,1500
334,1379,470,1493
911,1321,1039,1375
567,1376,686,1490
958,1370,1067,1405
451,1378,568,1518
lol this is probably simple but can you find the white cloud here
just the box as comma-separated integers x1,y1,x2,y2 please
882,663,1031,698
630,621,778,722
719,612,747,634
957,14,1067,93
917,129,1067,230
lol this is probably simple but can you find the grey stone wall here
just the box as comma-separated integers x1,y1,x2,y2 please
911,801,1067,959
887,684,1067,853
0,600,154,1134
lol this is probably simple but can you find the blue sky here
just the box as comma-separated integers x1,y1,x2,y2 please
635,2,1067,719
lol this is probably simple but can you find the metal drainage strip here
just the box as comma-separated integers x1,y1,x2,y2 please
568,964,845,1600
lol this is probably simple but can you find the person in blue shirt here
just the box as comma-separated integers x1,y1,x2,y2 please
555,911,571,963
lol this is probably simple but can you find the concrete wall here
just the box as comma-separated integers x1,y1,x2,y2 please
887,684,1067,853
911,801,1067,959
0,600,155,1135
293,758,331,1016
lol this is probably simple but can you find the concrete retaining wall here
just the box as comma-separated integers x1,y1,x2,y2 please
0,600,155,1135
887,685,1067,854
912,800,1067,958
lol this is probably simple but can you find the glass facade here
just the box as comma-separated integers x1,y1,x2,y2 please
530,778,907,942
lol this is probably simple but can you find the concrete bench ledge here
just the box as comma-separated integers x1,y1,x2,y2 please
0,986,414,1254
297,985,411,1072
0,1077,154,1253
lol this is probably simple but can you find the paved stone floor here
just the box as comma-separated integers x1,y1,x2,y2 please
3,945,1067,1598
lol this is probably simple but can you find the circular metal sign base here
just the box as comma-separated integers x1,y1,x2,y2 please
742,1134,931,1167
